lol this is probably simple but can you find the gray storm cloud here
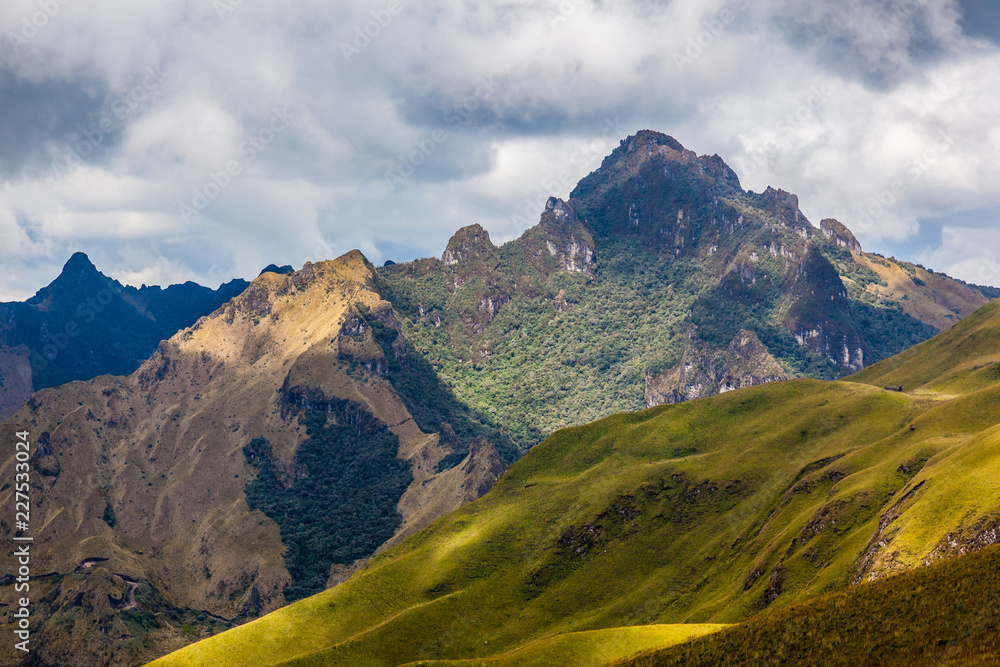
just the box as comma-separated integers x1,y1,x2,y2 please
0,0,998,298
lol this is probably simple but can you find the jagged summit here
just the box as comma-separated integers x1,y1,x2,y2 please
591,130,743,193
63,251,99,273
821,218,863,253
442,224,497,267
517,198,595,276
754,186,811,231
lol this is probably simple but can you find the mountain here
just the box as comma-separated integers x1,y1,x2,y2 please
378,131,991,452
0,131,993,666
0,253,251,420
149,296,1000,666
0,252,512,667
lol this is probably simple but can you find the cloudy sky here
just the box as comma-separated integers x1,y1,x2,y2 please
0,0,998,299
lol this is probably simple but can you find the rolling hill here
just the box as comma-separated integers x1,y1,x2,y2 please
614,542,1000,666
147,298,1000,666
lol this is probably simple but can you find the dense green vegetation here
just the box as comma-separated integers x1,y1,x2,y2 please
354,302,519,463
377,132,966,455
382,242,704,452
616,544,1000,666
243,400,412,602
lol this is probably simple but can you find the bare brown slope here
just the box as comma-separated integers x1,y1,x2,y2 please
0,251,503,667
853,252,987,331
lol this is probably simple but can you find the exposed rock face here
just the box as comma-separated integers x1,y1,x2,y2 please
443,224,499,270
718,330,791,392
517,198,596,276
645,329,788,407
755,186,812,233
820,218,862,253
441,224,514,334
783,246,867,373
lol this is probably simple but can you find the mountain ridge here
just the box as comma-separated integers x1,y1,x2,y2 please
378,130,989,451
0,252,252,420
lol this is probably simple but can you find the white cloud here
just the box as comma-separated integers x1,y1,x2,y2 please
0,0,999,299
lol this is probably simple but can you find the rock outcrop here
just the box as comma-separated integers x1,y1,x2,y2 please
820,218,863,253
646,329,789,407
517,198,596,276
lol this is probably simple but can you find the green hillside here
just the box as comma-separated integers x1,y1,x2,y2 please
148,296,1000,667
403,624,728,667
615,542,1000,666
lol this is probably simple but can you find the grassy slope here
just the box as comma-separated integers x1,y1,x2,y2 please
849,298,1000,395
150,300,1000,667
614,543,1000,667
398,624,729,667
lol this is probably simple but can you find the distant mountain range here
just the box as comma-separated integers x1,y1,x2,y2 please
0,131,998,667
0,253,253,419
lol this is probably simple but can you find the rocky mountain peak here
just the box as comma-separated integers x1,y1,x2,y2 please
259,264,295,277
442,224,498,268
63,251,99,274
756,186,811,232
600,131,741,189
820,218,863,253
626,130,691,158
545,196,573,220
516,198,595,276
